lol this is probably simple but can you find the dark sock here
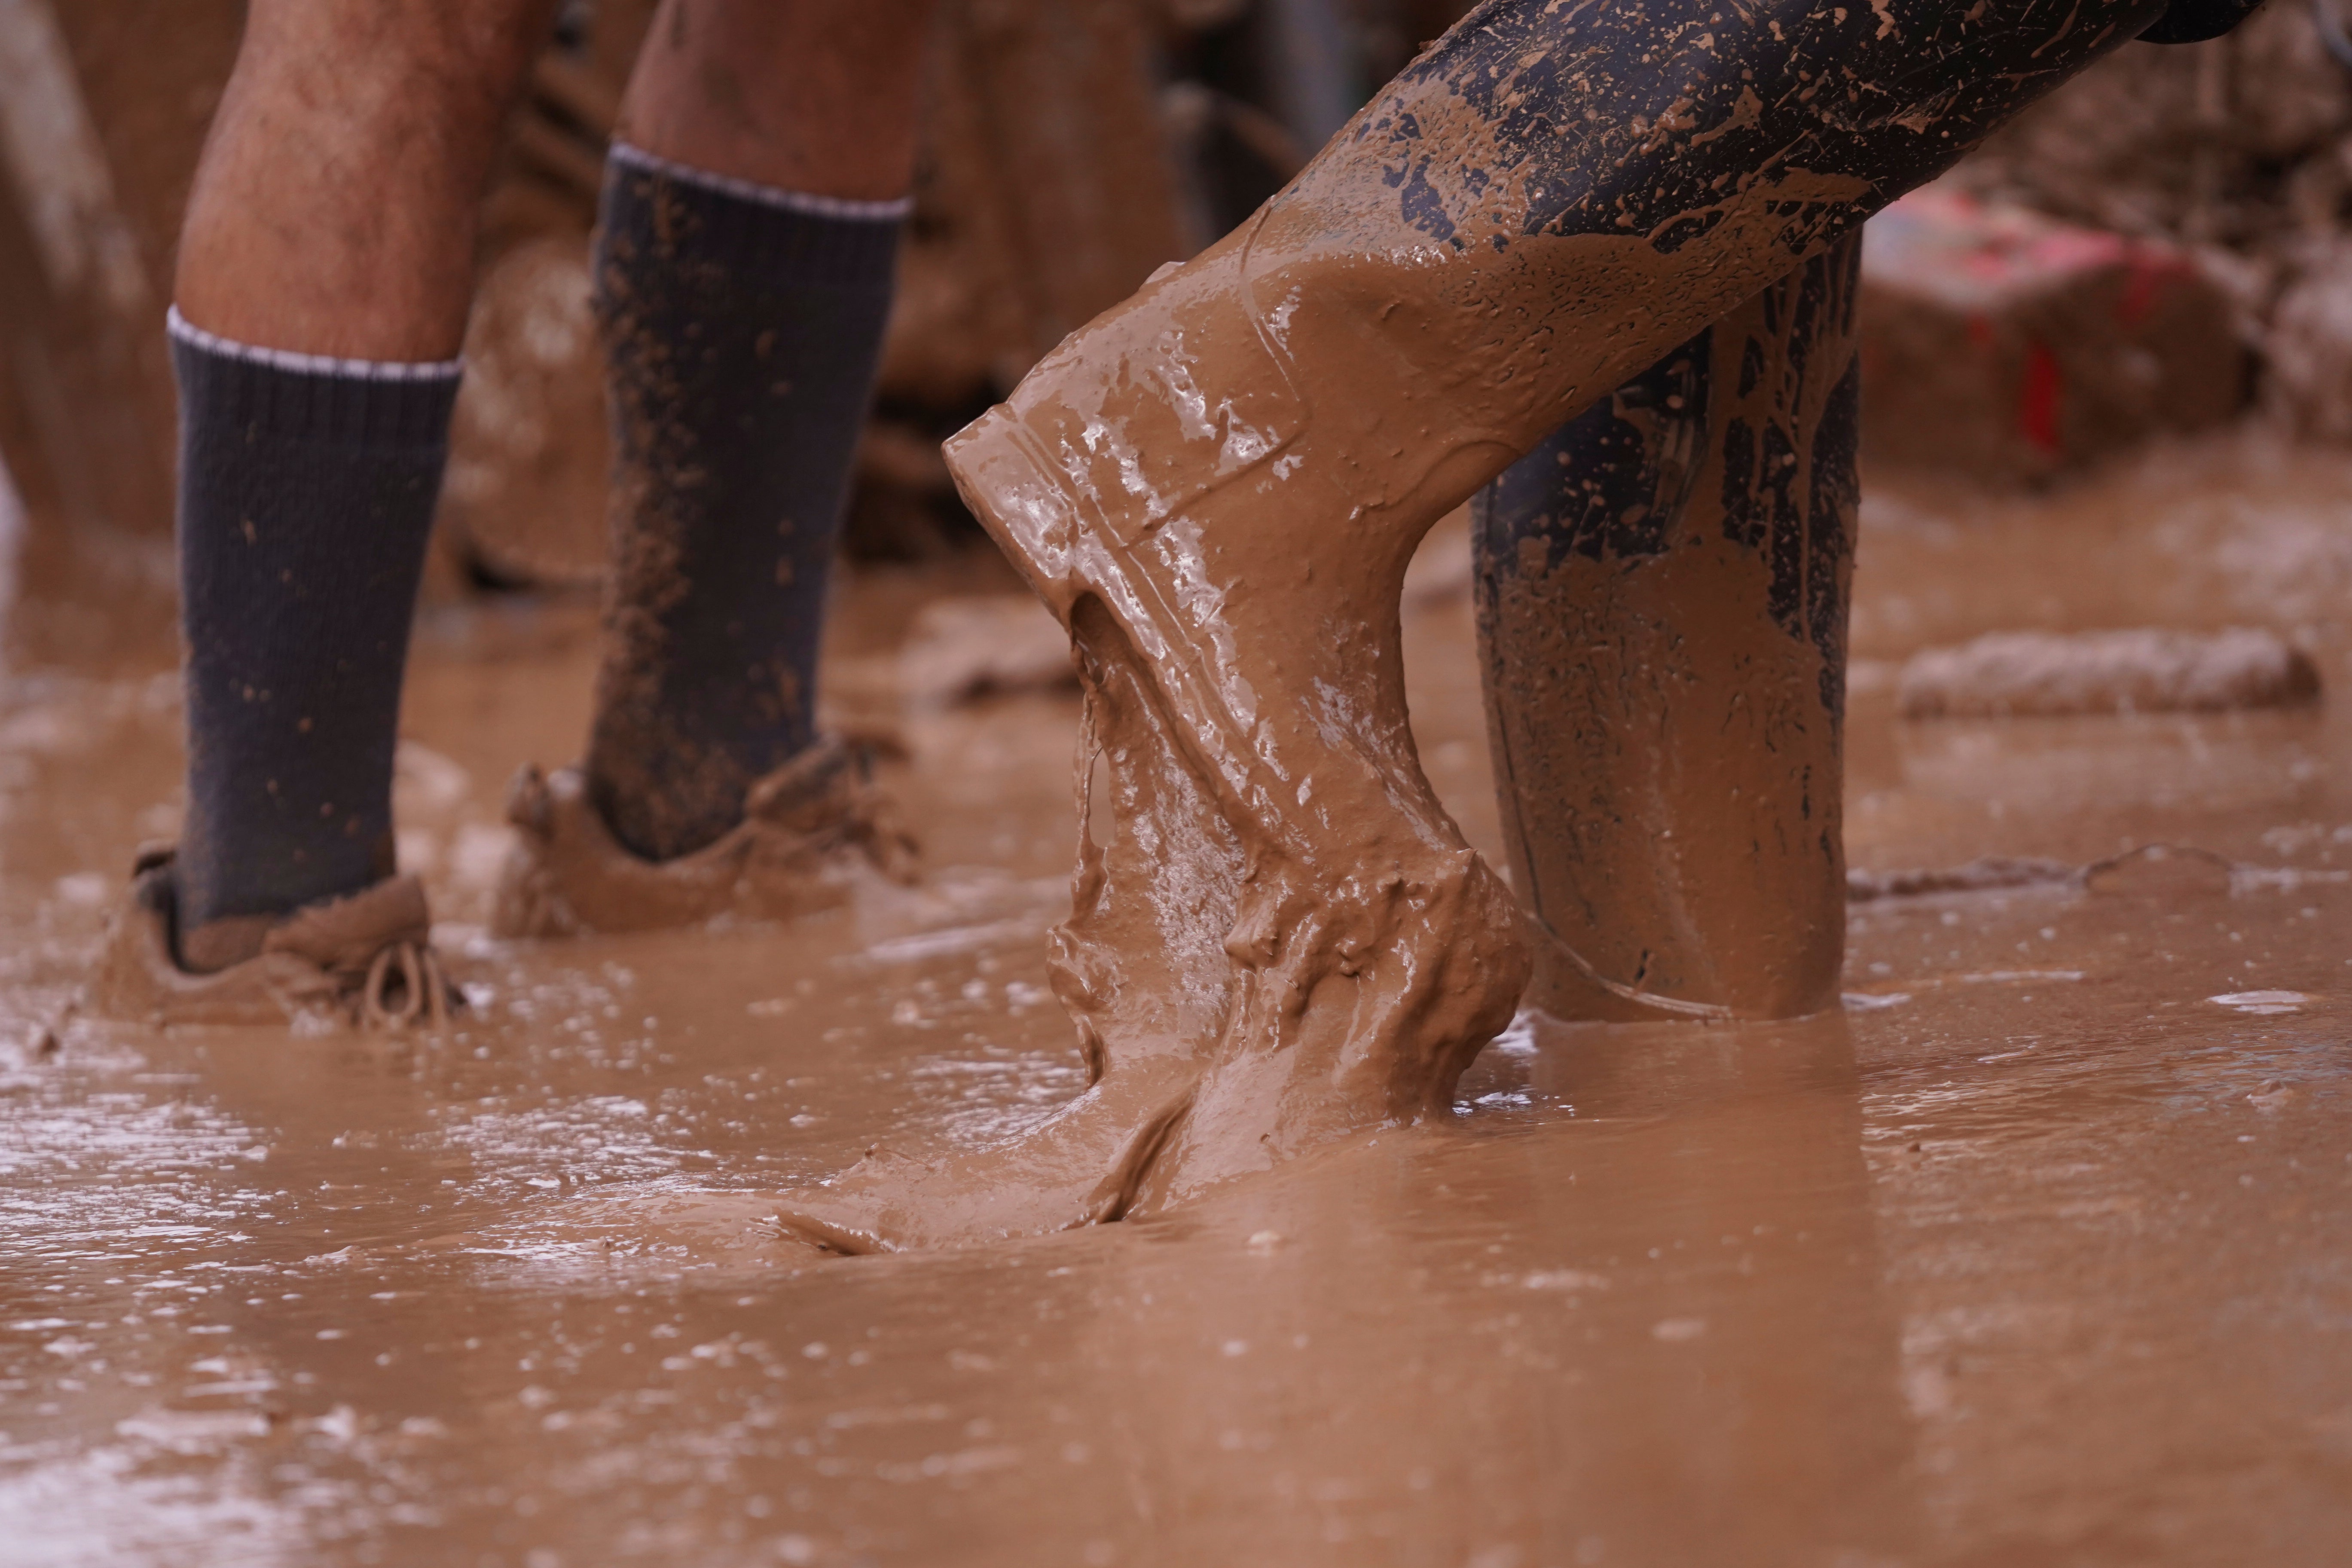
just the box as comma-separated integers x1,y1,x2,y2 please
169,311,458,957
585,143,904,862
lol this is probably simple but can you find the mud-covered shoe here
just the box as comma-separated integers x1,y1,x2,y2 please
82,847,459,1030
489,736,918,938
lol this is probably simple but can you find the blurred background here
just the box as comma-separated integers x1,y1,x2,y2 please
4,0,2349,629
0,0,1463,617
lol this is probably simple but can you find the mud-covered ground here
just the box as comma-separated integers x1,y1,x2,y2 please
3,429,2351,1566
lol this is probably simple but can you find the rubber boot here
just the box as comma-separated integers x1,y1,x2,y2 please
1475,234,1862,1024
779,0,2174,1251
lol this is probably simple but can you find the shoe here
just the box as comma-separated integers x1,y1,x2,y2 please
82,846,459,1030
489,736,919,938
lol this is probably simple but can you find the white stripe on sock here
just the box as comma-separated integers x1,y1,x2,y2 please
607,141,913,223
165,306,463,382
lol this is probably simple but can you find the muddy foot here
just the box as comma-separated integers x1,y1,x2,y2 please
492,737,916,938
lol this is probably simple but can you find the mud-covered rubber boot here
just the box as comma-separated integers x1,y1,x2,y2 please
1475,235,1863,1024
491,737,917,938
83,847,458,1030
777,0,2172,1252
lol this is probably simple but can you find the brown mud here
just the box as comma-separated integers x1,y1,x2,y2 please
1898,626,2321,718
4,428,2351,1561
490,736,919,940
801,0,2169,1246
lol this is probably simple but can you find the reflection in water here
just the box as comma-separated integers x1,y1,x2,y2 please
1021,1011,1918,1565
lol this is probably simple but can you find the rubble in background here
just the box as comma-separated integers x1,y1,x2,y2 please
1949,4,2352,439
439,238,608,587
1897,627,2322,718
1858,186,2243,484
12,0,2349,615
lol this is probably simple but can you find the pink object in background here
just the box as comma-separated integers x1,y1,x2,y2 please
1858,183,2244,485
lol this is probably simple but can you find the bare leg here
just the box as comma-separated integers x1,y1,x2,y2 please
176,0,935,398
175,0,560,358
616,0,935,197
1475,236,1863,1023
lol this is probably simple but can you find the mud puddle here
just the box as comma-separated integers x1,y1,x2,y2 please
4,430,2352,1565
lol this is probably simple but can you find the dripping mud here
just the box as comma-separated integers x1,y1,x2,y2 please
6,429,2352,1562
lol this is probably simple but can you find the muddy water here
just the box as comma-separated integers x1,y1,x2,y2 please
6,431,2352,1564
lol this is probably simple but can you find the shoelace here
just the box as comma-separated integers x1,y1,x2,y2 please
360,941,454,1030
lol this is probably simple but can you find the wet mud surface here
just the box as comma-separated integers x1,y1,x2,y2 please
6,431,2352,1564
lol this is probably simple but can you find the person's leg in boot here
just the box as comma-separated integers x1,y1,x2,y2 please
1473,0,2260,1016
1474,235,1863,1024
87,0,559,1030
491,0,933,939
775,0,2176,1253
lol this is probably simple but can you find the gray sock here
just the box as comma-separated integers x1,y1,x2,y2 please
585,144,906,862
169,310,457,948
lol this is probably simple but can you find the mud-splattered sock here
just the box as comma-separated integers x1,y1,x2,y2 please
169,309,458,968
584,142,905,863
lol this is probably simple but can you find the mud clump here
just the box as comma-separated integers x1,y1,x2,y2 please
1845,856,2078,902
1899,627,2321,718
